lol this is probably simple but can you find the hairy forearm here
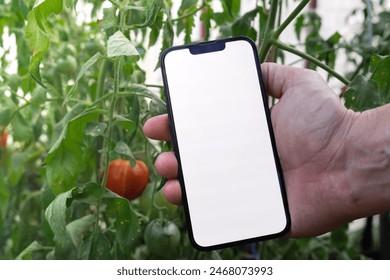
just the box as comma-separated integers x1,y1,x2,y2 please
346,103,390,218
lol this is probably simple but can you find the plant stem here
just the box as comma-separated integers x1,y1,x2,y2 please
144,83,164,89
117,91,166,106
95,2,128,232
259,0,311,62
171,2,207,22
90,92,112,107
266,0,279,32
273,0,310,39
258,0,279,62
100,0,129,185
95,60,109,183
364,0,373,46
108,0,121,9
100,57,121,191
96,60,109,104
271,39,350,85
7,102,30,124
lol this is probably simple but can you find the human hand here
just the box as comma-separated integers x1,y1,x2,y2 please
143,63,358,238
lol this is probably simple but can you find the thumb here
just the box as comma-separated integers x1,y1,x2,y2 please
261,62,306,99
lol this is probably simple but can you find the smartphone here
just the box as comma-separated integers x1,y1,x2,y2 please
160,37,290,250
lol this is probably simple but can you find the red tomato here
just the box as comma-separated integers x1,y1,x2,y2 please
106,159,149,200
1,128,8,150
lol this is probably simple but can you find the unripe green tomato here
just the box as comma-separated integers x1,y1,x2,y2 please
132,70,146,84
144,219,180,257
63,44,77,56
84,41,104,56
7,74,20,91
41,68,56,84
56,55,78,75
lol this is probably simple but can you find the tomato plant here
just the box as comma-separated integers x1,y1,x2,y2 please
0,0,389,260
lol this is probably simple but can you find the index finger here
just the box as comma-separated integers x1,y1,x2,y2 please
143,114,171,141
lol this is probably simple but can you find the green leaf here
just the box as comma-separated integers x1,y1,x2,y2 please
176,0,197,42
107,31,139,58
136,0,163,28
15,241,52,260
178,0,198,11
344,74,380,111
90,231,112,259
200,6,213,41
45,184,101,252
149,11,163,47
319,32,341,70
128,94,140,128
28,51,45,87
63,0,76,9
53,103,86,137
258,6,269,41
101,7,116,30
85,121,107,137
25,0,64,86
30,86,47,107
114,115,136,133
119,84,166,106
295,14,305,41
114,141,135,165
214,12,231,26
78,234,93,260
155,19,174,70
67,52,104,99
45,107,105,194
331,225,349,251
369,54,390,103
327,31,341,45
184,14,195,43
344,54,390,112
231,8,258,40
0,174,10,220
149,99,167,116
11,111,34,143
104,194,141,252
78,230,113,260
222,0,241,18
15,31,32,75
0,107,15,127
66,214,95,249
73,182,102,206
45,188,73,244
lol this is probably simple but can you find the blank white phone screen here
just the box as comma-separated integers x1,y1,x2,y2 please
163,39,288,248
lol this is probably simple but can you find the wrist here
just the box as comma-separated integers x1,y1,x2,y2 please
345,105,390,219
